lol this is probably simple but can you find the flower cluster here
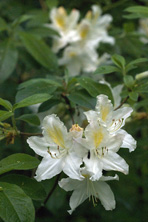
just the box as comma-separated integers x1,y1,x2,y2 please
46,5,115,76
27,94,136,214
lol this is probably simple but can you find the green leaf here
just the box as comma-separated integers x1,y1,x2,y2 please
0,174,46,201
38,98,60,112
129,92,139,101
13,93,52,110
111,54,126,69
68,89,96,109
94,65,120,75
134,82,148,93
0,182,35,222
0,111,13,122
0,98,12,111
0,17,7,32
19,32,58,70
0,41,18,83
26,26,60,38
77,77,114,103
17,114,40,126
0,153,40,175
16,79,57,102
125,6,148,15
124,75,135,88
126,58,148,72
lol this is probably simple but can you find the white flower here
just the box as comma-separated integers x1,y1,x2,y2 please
47,7,80,52
139,18,148,44
76,5,115,47
76,122,128,180
27,114,83,181
59,45,110,76
84,94,136,152
59,168,119,214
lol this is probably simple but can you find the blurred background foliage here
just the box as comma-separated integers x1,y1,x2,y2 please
0,0,148,222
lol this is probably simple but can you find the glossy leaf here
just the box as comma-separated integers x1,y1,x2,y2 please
19,32,58,70
129,92,139,101
0,182,35,222
0,110,13,122
68,89,96,109
0,153,40,175
94,65,120,75
38,98,60,112
0,174,46,200
111,54,126,69
0,98,12,111
77,77,114,103
124,75,135,88
0,42,18,83
17,114,40,126
13,93,52,110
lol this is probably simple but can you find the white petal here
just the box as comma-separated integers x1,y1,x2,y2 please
63,151,83,180
68,181,88,214
42,114,68,148
112,84,123,108
83,152,102,181
27,136,49,157
94,181,116,210
84,110,99,123
59,177,81,191
113,107,133,125
35,156,63,181
118,129,137,152
101,152,129,174
100,174,119,182
107,134,123,152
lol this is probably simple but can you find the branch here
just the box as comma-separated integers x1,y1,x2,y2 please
114,96,129,111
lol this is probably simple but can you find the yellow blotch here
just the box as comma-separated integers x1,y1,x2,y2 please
101,106,109,122
94,129,104,148
47,127,65,148
55,7,66,28
80,24,89,39
70,124,83,132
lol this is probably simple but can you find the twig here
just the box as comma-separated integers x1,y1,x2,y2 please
36,173,61,215
61,93,75,124
114,96,129,111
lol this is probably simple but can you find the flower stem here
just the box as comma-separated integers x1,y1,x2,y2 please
114,96,129,111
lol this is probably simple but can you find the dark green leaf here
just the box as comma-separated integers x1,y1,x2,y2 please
68,89,96,109
17,114,40,126
0,17,7,32
94,65,120,75
19,32,58,70
126,58,148,72
111,54,126,69
129,92,139,101
0,98,12,111
134,82,148,93
38,98,60,112
125,6,148,15
77,77,114,103
16,79,57,102
0,182,35,222
0,174,46,200
0,153,40,175
13,93,52,110
124,75,135,88
0,111,13,122
26,26,60,38
0,42,18,83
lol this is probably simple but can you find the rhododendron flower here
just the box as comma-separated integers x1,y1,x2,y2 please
75,122,129,181
27,115,83,181
59,168,119,214
84,94,136,152
48,7,80,52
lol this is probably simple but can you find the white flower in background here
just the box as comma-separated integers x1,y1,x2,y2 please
135,70,148,80
84,94,136,152
59,45,110,76
27,114,83,181
139,18,148,44
59,168,118,214
76,5,115,48
48,7,80,52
